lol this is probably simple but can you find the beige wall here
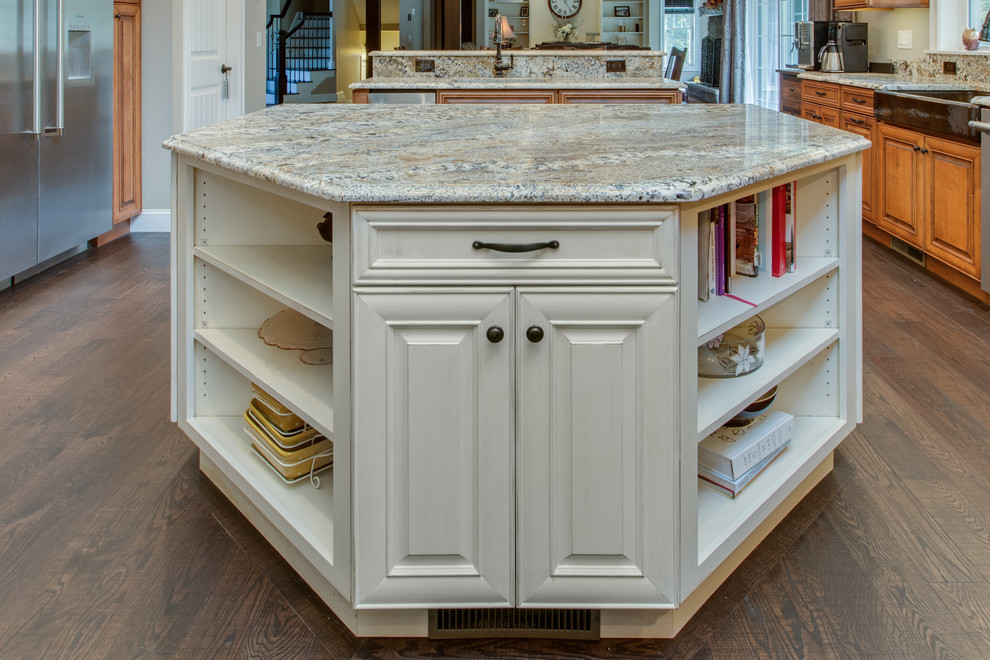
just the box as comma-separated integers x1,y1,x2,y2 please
141,0,174,211
859,8,929,62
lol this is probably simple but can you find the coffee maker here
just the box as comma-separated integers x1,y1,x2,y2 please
795,21,868,73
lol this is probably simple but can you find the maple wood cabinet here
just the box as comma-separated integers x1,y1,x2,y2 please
833,0,927,7
113,1,142,225
358,88,683,105
877,123,981,279
802,81,875,223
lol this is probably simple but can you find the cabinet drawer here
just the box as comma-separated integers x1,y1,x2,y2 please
840,86,874,114
802,81,840,107
780,75,802,105
802,102,840,127
352,205,678,285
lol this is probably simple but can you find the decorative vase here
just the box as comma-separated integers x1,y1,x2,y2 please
963,28,980,51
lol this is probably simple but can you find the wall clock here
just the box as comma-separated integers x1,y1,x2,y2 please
548,0,582,19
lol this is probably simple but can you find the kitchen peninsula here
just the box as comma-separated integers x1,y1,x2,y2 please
165,103,867,639
351,50,685,103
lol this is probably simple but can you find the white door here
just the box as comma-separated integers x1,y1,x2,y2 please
353,289,515,608
515,288,679,608
182,0,243,130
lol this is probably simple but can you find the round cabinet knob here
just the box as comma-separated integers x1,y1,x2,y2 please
526,325,544,343
486,325,504,343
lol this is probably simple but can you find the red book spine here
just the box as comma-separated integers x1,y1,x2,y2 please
771,185,787,277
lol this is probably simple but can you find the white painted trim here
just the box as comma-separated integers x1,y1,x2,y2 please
131,209,172,233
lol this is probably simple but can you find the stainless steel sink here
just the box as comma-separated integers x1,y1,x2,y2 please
874,88,981,143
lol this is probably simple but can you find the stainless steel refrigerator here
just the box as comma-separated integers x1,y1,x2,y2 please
1,0,112,281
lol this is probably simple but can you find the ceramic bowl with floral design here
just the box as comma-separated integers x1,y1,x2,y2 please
698,315,766,378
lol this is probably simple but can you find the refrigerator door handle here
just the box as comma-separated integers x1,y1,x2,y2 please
44,0,65,136
32,0,42,136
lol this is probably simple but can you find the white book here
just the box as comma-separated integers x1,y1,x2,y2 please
698,410,795,480
698,440,790,498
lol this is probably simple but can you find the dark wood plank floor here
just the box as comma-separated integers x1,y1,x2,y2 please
1,233,989,659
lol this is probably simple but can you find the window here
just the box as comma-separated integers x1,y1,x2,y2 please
664,0,696,69
748,0,808,110
973,1,990,28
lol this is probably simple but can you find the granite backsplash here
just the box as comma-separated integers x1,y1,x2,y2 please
891,52,990,82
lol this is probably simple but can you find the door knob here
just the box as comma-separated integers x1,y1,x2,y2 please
486,326,504,343
526,325,544,343
221,64,233,74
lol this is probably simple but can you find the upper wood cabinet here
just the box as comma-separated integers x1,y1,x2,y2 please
833,0,927,8
113,1,142,225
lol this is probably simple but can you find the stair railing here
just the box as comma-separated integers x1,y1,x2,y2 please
267,8,334,105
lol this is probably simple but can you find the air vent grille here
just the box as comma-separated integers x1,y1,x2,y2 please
429,608,601,639
890,236,926,267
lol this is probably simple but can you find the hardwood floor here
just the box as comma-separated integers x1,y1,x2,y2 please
1,233,989,658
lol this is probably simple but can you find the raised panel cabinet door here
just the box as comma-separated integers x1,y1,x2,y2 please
353,289,515,607
515,288,678,607
557,90,682,104
113,2,142,223
840,111,876,223
925,135,981,279
877,123,925,248
436,90,556,104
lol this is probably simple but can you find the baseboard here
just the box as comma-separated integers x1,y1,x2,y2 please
131,208,171,232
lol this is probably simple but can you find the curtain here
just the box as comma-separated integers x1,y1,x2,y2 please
719,0,747,103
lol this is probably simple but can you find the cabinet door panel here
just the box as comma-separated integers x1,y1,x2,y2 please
925,136,981,279
840,111,875,223
353,289,514,607
877,123,924,247
516,289,677,607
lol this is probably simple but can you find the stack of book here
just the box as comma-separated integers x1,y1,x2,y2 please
244,383,333,484
698,181,797,303
698,410,794,498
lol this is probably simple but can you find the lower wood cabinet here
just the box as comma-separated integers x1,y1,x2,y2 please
840,111,876,223
113,1,141,224
352,286,677,608
801,102,839,128
416,89,682,105
436,90,556,104
877,122,981,279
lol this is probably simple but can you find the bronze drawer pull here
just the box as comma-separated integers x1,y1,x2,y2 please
473,240,560,253
815,90,827,96
852,97,867,104
848,117,866,125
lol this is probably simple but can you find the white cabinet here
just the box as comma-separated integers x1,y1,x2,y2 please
352,289,515,607
516,289,677,607
171,155,861,638
350,205,679,609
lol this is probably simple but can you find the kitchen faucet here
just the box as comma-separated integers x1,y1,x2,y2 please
492,13,514,77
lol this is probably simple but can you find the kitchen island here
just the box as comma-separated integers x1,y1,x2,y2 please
350,50,685,104
166,103,867,638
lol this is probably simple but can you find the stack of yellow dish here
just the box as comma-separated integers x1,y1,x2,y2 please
245,383,333,483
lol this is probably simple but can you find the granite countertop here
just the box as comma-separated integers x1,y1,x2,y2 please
163,103,868,204
351,77,685,90
794,70,990,91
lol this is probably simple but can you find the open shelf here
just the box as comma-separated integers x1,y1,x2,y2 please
195,246,334,328
697,258,839,343
697,329,838,437
189,415,334,565
195,329,334,438
696,414,847,564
